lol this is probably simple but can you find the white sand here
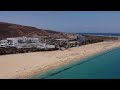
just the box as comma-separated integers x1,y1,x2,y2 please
0,40,120,79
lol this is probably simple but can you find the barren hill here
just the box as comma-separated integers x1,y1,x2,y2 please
0,22,76,40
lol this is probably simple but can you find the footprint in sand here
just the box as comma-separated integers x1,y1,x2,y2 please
16,69,18,72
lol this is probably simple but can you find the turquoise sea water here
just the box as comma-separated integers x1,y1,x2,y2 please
31,47,120,79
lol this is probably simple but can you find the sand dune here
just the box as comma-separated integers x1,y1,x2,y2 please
0,40,120,79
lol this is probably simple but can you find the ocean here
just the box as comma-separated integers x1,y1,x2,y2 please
31,46,120,79
78,33,120,37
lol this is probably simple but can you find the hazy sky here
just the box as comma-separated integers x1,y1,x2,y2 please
0,11,120,33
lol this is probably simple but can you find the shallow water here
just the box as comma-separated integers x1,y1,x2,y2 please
31,47,120,79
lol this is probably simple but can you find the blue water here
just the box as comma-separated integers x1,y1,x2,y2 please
78,33,120,37
31,47,120,79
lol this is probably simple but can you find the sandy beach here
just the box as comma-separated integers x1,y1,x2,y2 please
0,40,120,79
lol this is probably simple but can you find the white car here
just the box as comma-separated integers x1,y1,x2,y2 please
0,44,7,48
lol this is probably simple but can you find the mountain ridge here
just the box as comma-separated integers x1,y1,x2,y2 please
0,22,75,40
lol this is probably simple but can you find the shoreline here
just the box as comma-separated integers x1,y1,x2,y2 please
0,40,120,79
34,46,120,79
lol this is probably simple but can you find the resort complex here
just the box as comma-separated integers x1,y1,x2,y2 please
0,37,55,49
0,33,118,55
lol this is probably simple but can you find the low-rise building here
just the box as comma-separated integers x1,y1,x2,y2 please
0,36,56,50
